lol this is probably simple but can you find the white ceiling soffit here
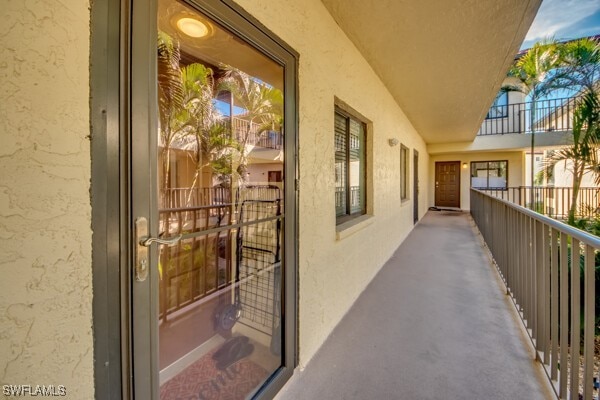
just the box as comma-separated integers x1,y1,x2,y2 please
321,0,541,144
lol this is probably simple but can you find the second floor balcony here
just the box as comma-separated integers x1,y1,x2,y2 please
230,116,284,150
478,96,581,136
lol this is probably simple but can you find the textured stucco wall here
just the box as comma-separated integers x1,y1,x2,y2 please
0,1,93,398
0,0,428,394
429,152,524,210
234,0,428,367
552,159,597,187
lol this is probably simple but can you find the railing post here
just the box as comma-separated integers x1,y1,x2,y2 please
550,228,558,381
559,232,568,399
569,239,580,400
583,245,595,400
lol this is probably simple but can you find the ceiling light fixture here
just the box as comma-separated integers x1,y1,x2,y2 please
176,17,209,38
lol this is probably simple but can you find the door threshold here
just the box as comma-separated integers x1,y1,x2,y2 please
159,334,225,385
430,206,462,212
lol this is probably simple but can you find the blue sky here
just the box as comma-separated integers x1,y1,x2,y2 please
521,0,600,50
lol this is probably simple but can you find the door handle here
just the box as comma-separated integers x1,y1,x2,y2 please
134,217,182,282
140,235,182,247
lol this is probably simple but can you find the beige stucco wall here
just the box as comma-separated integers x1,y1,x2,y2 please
550,153,598,188
429,152,524,210
233,0,428,367
0,1,93,398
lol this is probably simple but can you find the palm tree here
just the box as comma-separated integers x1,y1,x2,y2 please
158,31,184,195
502,40,562,198
157,32,237,207
545,92,600,224
543,38,600,224
555,38,600,96
176,63,238,193
218,67,283,184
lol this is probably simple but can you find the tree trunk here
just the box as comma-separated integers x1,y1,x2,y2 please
162,147,172,208
568,160,583,225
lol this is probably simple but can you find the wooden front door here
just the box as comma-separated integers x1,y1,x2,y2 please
435,161,461,208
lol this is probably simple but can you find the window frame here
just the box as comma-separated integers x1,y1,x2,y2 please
485,92,509,119
334,105,367,225
470,160,509,190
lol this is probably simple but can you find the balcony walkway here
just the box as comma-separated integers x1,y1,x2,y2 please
276,211,554,400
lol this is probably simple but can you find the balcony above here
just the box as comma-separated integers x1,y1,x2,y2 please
428,97,579,155
478,96,580,136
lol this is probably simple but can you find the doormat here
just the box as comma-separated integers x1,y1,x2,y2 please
160,348,269,400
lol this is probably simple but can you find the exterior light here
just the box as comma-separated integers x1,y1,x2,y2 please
388,138,399,147
176,17,209,38
463,162,468,169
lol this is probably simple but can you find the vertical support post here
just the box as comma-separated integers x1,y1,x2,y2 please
559,232,568,399
533,220,546,354
550,228,559,380
583,245,595,399
570,239,580,400
542,223,550,364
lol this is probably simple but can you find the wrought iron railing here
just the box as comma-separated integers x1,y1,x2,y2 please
161,185,282,209
157,185,282,321
471,189,600,400
230,117,283,149
477,96,581,136
480,186,600,220
160,186,231,209
158,204,234,322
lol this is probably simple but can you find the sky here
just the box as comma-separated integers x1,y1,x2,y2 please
520,0,600,49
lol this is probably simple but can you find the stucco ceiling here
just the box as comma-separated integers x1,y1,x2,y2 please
321,0,541,144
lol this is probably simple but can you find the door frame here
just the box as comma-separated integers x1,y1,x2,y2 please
90,0,299,398
413,150,418,223
434,161,461,208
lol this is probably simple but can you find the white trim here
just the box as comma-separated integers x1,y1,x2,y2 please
159,334,225,385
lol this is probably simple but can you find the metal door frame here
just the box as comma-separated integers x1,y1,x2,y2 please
413,150,419,223
91,0,298,398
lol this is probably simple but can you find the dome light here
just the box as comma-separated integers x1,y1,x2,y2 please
176,17,209,38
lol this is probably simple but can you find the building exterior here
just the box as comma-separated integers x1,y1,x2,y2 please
428,78,587,212
1,1,544,399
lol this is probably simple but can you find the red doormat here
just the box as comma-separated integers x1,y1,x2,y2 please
160,349,269,400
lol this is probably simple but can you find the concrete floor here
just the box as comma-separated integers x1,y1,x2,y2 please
275,211,555,400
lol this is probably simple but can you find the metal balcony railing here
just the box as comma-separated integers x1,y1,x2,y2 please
160,186,231,209
160,185,282,209
480,186,600,220
157,185,282,322
477,96,581,136
230,117,283,149
471,189,600,400
158,204,234,321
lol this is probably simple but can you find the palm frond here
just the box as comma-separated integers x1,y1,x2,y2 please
157,31,184,142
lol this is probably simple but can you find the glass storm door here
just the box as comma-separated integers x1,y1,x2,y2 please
129,1,296,398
